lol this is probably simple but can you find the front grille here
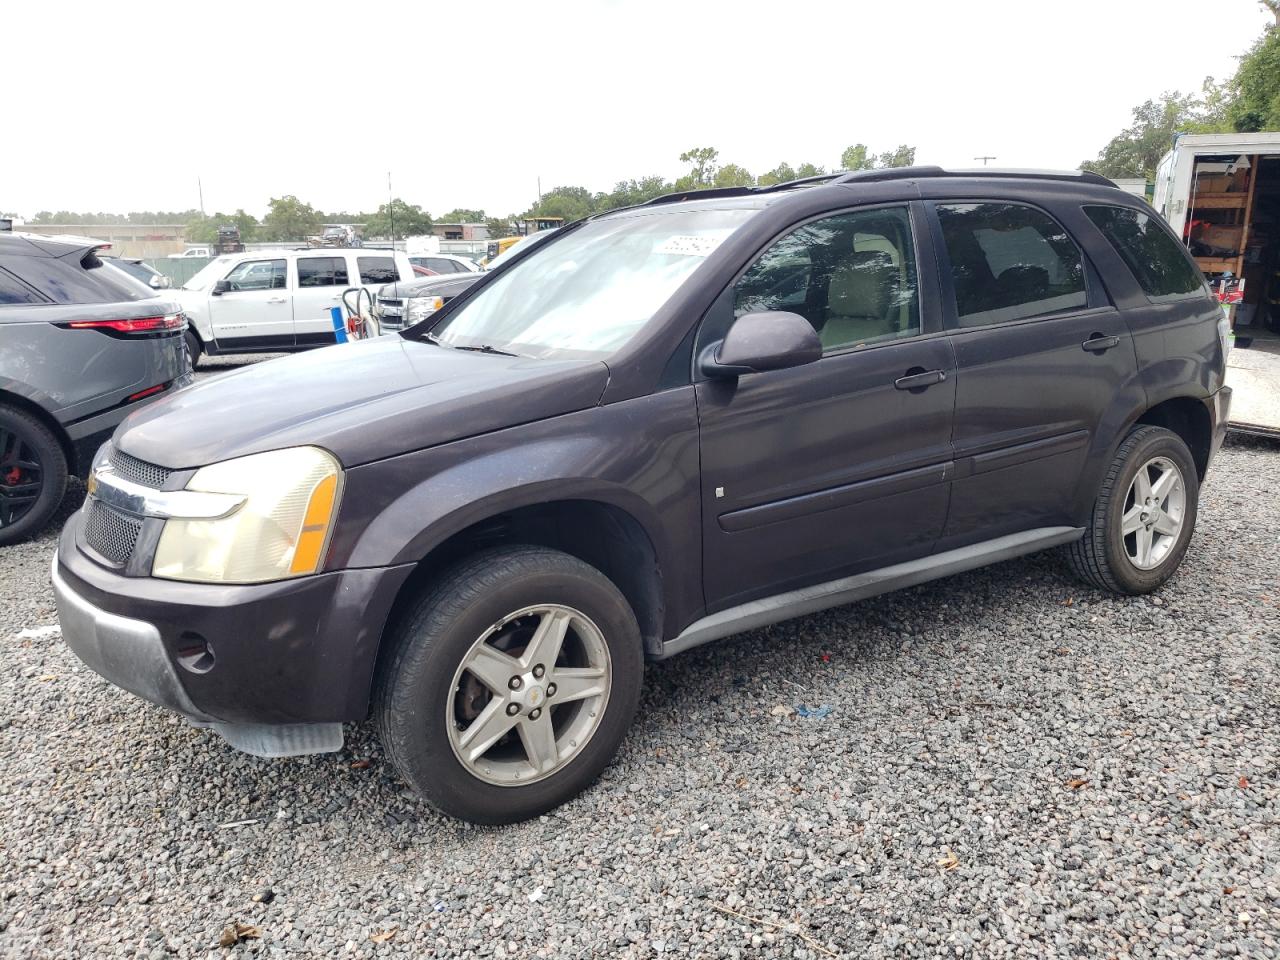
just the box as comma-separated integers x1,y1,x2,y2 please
84,501,142,566
377,297,404,317
109,449,172,489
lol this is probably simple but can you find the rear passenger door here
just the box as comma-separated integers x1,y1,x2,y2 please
293,255,350,346
926,199,1139,547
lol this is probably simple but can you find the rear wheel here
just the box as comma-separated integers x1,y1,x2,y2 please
1066,425,1198,594
0,405,68,547
184,329,202,369
375,546,643,824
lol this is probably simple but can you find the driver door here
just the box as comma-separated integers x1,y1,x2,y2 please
695,204,957,612
208,257,293,349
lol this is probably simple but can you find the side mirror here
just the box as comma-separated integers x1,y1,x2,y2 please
700,311,822,378
149,275,172,289
212,279,231,296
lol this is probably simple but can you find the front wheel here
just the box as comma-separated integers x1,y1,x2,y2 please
375,546,643,824
1066,425,1199,594
184,329,202,369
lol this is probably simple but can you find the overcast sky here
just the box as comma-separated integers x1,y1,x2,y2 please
4,0,1272,220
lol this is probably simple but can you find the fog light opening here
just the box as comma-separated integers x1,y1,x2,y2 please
175,632,215,674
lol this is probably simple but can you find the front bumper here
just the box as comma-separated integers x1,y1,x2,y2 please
54,517,415,747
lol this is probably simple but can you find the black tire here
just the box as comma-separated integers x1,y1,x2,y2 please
184,329,202,369
1066,425,1199,594
0,405,69,547
375,545,643,824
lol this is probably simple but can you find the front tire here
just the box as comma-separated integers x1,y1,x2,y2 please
375,546,643,824
1066,425,1199,594
0,405,68,547
184,329,202,369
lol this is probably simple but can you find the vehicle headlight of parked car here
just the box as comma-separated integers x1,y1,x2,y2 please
404,295,445,324
147,446,343,584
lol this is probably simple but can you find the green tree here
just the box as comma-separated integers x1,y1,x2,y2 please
260,195,322,242
1080,92,1208,179
364,199,432,239
485,215,513,238
841,144,873,171
526,185,595,222
756,162,798,186
795,162,827,178
874,145,916,168
676,147,720,190
713,163,755,188
439,208,487,223
1229,27,1280,131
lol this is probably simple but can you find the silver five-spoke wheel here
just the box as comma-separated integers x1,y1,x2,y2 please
1121,455,1185,570
447,604,611,786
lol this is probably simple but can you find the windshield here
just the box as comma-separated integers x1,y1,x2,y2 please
431,209,753,359
182,256,237,291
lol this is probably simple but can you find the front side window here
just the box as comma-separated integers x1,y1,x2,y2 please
358,256,398,284
430,208,754,360
733,206,920,353
297,257,349,288
224,259,286,292
937,202,1087,328
1084,205,1207,300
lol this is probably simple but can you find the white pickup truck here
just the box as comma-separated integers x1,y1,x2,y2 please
170,248,414,366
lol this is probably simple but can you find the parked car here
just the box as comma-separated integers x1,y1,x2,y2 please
308,225,362,248
407,253,480,276
0,233,189,545
375,231,557,332
170,248,415,365
102,255,172,290
167,246,212,260
53,168,1230,824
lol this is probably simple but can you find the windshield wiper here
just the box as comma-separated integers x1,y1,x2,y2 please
452,343,523,358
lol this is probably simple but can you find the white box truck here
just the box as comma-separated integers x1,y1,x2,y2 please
1154,132,1280,437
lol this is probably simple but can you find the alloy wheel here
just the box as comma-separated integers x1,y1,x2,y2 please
446,604,612,786
0,428,43,529
1121,455,1185,570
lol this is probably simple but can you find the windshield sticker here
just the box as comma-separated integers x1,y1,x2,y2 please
655,234,726,258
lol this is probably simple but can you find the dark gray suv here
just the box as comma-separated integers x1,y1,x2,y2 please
0,234,190,545
53,168,1230,823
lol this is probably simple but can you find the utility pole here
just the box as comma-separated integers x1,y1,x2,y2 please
198,177,205,216
537,176,542,200
974,156,997,166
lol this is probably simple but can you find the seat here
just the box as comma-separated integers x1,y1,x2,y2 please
820,250,896,349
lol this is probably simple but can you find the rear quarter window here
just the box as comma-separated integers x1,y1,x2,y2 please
1084,205,1208,301
0,266,47,304
357,256,399,284
0,253,149,304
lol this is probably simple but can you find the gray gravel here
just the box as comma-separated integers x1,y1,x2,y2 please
2,405,1278,957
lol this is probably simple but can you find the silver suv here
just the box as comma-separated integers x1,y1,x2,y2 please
0,233,190,545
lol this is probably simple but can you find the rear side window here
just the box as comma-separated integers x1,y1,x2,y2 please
358,256,398,284
936,202,1087,328
0,254,150,304
0,267,47,304
1084,205,1207,300
297,257,350,287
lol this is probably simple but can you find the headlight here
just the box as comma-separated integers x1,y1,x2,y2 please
404,296,444,324
152,446,343,584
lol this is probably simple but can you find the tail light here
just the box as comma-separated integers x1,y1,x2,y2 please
61,314,184,336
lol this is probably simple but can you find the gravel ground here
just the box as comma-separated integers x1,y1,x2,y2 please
2,402,1277,958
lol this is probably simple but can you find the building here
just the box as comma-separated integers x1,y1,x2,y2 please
428,222,489,241
17,223,185,259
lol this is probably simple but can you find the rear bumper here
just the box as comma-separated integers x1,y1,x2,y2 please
54,517,415,731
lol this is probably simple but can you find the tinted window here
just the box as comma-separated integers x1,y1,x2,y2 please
429,258,462,274
734,206,920,353
0,266,46,304
224,259,287,291
358,256,398,284
297,257,349,287
937,202,1087,327
0,253,150,304
1084,205,1207,300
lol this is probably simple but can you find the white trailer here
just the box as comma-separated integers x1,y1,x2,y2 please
1154,132,1280,438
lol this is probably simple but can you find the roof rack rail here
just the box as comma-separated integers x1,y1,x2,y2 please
640,166,1116,208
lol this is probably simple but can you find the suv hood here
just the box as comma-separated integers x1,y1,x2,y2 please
379,273,480,300
113,336,609,469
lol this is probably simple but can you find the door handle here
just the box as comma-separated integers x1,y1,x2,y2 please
1082,334,1120,353
894,368,947,391
266,297,287,304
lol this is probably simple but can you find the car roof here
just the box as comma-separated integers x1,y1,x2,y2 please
0,232,100,259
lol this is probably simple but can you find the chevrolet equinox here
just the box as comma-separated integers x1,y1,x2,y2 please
54,168,1231,823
